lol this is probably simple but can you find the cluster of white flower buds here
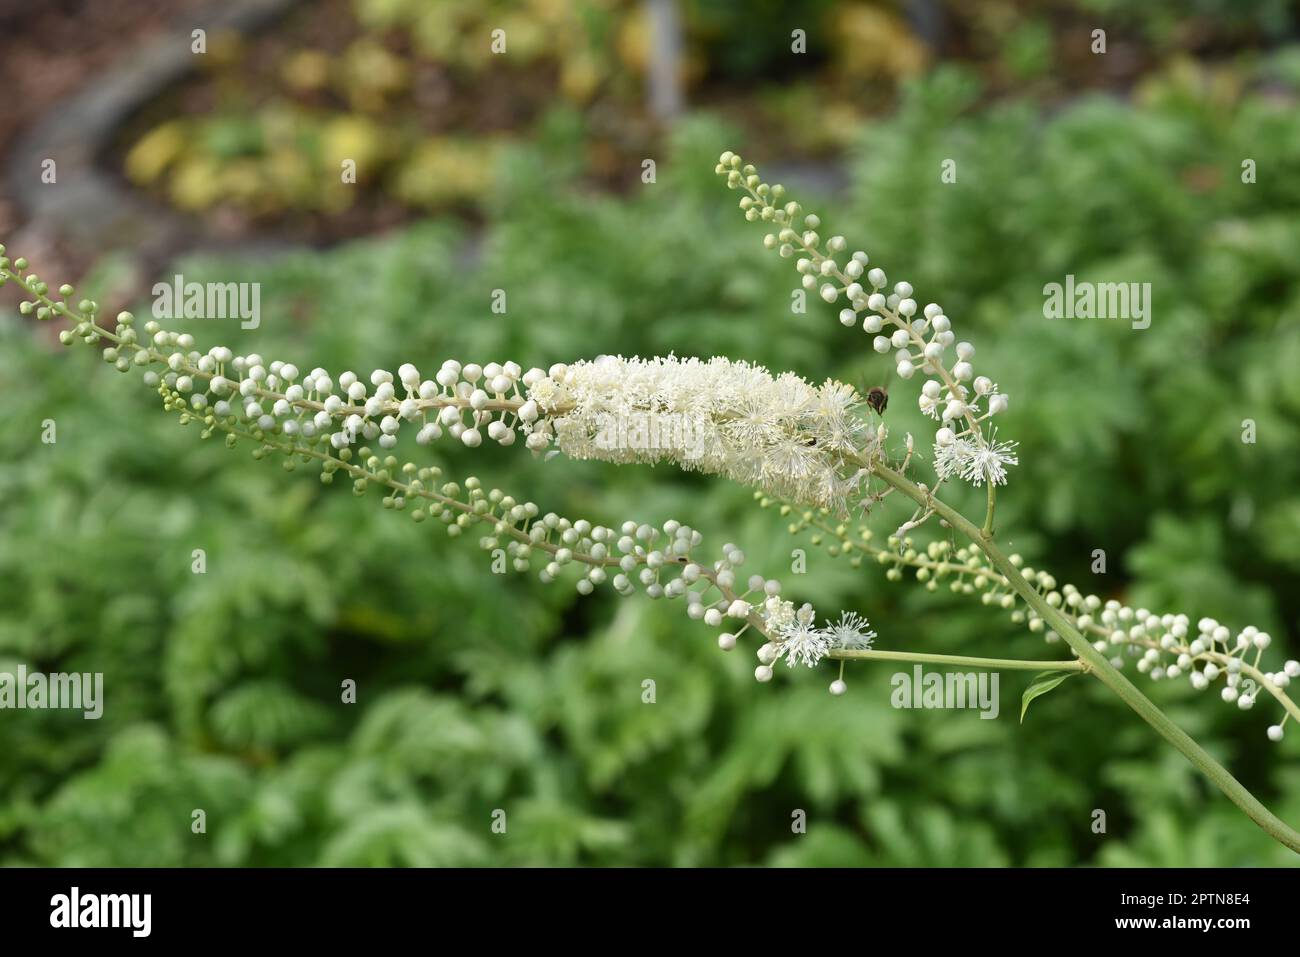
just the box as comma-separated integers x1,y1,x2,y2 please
1015,573,1300,744
136,322,549,455
952,559,1298,745
398,474,876,687
465,503,877,689
3,245,885,698
718,151,1018,489
5,250,870,682
1090,611,1298,742
9,262,885,517
779,499,1300,739
110,325,889,514
958,561,1299,744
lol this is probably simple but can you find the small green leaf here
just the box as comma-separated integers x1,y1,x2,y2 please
1020,672,1074,724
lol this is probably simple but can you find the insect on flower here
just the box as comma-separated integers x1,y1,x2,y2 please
864,385,889,416
863,363,894,417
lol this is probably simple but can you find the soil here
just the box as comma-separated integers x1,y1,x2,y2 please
0,0,214,281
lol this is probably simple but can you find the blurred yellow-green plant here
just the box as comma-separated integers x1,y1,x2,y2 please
114,0,974,224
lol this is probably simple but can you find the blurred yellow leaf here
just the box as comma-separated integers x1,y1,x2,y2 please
831,4,928,82
125,122,188,185
282,50,333,93
168,156,225,211
392,137,501,208
263,149,321,209
561,52,603,103
616,6,650,72
339,38,409,109
219,160,271,208
321,116,388,179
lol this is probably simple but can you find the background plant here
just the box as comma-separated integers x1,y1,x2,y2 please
106,0,1292,232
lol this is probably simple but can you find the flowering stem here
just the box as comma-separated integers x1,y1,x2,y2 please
872,461,1300,855
792,498,1300,727
981,482,996,540
828,649,1084,672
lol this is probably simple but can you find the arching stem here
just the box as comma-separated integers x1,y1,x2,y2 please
872,461,1300,855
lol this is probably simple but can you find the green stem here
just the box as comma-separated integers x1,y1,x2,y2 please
829,649,1084,672
872,462,1300,855
982,481,996,539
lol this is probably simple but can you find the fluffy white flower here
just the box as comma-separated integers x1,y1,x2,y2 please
776,603,828,667
933,436,973,482
531,355,873,510
961,431,1019,486
934,430,1019,487
821,611,876,650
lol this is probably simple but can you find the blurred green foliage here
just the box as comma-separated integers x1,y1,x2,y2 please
3,52,1300,866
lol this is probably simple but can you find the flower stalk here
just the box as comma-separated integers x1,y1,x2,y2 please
872,460,1300,855
827,648,1085,672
